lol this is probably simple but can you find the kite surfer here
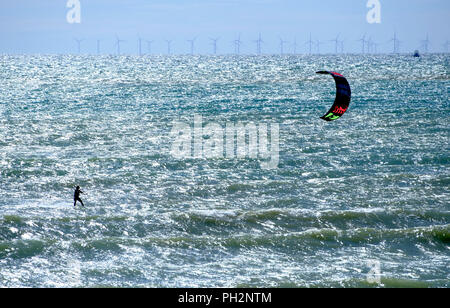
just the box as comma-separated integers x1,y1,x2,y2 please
74,186,85,207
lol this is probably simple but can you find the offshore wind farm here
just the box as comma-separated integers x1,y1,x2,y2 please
64,33,450,56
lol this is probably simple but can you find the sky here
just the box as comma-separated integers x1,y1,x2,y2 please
0,0,449,54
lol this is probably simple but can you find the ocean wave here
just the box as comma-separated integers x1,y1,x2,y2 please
0,238,56,259
2,223,446,261
234,277,440,288
170,208,450,233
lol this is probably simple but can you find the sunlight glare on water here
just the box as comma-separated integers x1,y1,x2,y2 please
0,54,449,287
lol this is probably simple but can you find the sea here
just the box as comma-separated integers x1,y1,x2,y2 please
0,54,449,288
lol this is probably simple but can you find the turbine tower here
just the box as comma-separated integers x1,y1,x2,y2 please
421,34,430,53
146,40,153,54
443,40,450,53
292,37,298,54
210,37,220,55
165,40,172,55
115,35,125,55
74,38,84,54
367,37,373,53
330,34,340,54
388,32,401,54
315,40,324,54
187,37,197,55
306,33,314,55
279,37,289,55
254,33,263,55
96,39,101,55
357,34,367,54
138,37,143,56
339,40,345,54
371,40,379,54
233,34,243,55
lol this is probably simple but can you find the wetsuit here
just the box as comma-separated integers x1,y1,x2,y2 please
74,188,84,207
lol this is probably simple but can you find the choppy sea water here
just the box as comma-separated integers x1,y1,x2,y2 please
0,54,449,288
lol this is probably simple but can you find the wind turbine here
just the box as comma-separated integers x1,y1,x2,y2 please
315,40,324,54
137,36,143,56
388,32,401,54
305,33,314,55
292,37,298,54
187,37,197,55
115,35,125,55
165,40,172,55
339,40,345,54
210,37,220,55
330,34,340,54
367,37,373,53
96,39,101,55
253,33,263,55
74,38,84,54
145,40,153,54
367,37,378,54
233,34,243,55
279,37,289,55
443,40,450,53
357,34,367,54
371,40,379,54
421,34,430,53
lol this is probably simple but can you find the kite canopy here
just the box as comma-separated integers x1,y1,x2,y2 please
316,71,351,121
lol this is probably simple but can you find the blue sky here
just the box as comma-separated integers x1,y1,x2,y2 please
0,0,449,54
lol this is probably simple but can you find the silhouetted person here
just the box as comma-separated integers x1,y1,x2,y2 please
74,186,84,207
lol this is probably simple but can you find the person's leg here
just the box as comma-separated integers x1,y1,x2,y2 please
78,198,85,207
74,199,77,207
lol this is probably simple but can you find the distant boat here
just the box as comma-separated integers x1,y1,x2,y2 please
413,50,420,57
